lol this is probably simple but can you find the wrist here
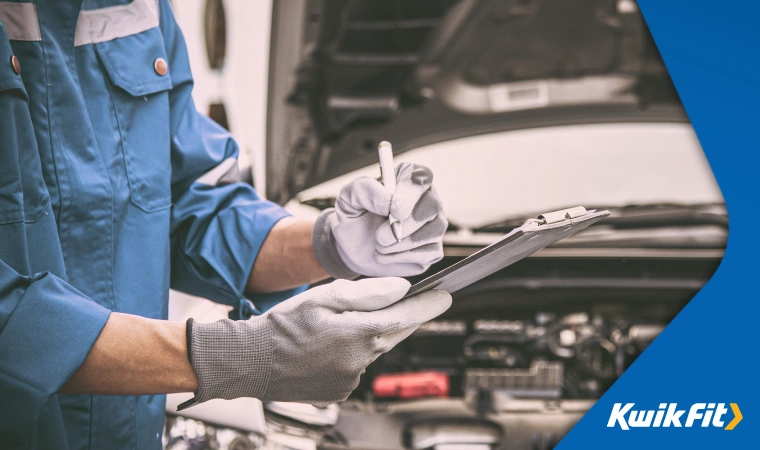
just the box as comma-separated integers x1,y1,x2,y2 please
311,208,360,280
179,315,274,410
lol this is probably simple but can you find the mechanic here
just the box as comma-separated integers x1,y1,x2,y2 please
0,1,450,449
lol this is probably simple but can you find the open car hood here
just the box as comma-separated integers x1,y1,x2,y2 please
265,0,686,204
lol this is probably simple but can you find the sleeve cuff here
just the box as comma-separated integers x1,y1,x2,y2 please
171,184,294,307
0,271,110,445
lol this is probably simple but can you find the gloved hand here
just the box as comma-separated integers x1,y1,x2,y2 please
182,277,451,408
312,162,447,279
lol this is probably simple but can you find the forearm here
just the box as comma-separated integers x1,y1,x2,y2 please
247,217,330,293
60,313,198,395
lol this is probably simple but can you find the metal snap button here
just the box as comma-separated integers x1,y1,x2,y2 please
10,55,21,75
154,57,168,76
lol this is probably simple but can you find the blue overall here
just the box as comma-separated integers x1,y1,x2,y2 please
0,1,303,448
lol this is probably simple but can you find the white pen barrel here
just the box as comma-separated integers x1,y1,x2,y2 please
378,143,396,193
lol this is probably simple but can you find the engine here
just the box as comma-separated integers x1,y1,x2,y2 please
164,254,719,450
359,311,664,403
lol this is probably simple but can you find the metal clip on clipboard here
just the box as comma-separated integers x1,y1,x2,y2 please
403,206,610,299
522,206,592,228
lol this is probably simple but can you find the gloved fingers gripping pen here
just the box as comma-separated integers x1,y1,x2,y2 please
335,163,435,222
389,162,437,226
334,177,392,217
182,277,453,409
376,187,447,249
378,141,402,242
376,213,448,255
312,161,446,279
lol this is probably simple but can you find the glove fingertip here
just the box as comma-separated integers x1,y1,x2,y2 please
393,161,414,176
430,289,453,308
355,276,411,298
411,289,453,318
375,222,398,247
390,197,414,222
385,276,412,296
338,177,392,217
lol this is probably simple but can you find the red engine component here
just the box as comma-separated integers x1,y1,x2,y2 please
372,371,450,399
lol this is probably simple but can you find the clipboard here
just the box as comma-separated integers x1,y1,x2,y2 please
403,207,610,298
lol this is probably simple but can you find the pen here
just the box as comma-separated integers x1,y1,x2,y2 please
378,141,403,242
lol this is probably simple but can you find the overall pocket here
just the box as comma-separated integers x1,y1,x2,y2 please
95,27,174,213
0,37,49,225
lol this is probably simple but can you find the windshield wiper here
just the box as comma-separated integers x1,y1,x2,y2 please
473,203,727,233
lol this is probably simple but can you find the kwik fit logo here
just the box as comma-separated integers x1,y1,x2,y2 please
607,403,743,430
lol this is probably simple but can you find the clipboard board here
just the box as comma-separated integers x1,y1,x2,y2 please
403,207,610,299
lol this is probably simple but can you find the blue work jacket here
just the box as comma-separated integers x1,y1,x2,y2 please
0,1,303,448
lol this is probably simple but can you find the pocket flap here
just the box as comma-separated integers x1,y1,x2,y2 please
95,27,172,96
0,23,28,101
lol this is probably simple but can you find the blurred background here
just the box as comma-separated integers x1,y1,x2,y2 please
164,1,726,449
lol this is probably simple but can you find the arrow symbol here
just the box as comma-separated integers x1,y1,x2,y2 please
725,403,742,430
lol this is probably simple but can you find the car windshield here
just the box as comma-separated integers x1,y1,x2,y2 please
287,122,724,228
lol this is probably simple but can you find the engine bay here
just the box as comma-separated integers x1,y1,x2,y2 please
360,305,666,403
164,249,723,450
262,253,722,449
352,252,714,400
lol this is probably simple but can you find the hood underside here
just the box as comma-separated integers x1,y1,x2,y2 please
265,0,685,204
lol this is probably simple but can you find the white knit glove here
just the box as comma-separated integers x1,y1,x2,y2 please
181,278,451,409
312,163,447,278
